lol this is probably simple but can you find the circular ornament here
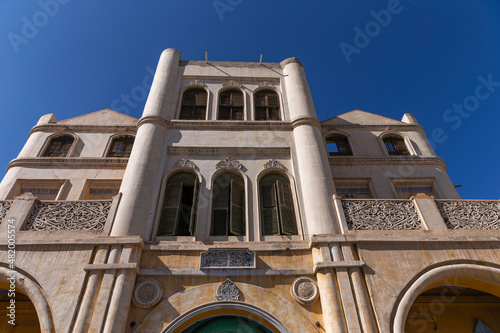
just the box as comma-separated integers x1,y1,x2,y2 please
133,278,163,308
291,277,319,305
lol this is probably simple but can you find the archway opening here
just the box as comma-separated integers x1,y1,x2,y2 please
0,284,41,333
404,286,500,333
183,315,273,333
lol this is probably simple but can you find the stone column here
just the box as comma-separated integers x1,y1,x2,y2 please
281,58,338,235
111,48,181,238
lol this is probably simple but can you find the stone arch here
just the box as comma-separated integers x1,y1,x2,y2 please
392,262,500,333
0,266,56,333
137,280,318,333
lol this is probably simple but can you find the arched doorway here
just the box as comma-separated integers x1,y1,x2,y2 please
404,286,500,332
0,284,41,333
182,315,273,333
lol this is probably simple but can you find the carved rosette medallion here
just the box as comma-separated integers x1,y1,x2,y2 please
133,279,163,309
222,80,242,88
216,157,243,170
291,277,319,305
201,248,255,269
188,79,205,87
216,278,239,301
173,157,197,170
263,159,287,171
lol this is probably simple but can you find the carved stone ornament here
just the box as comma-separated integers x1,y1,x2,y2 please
291,277,319,305
216,278,239,301
173,157,197,170
201,248,255,269
24,201,111,231
216,157,243,170
436,200,500,230
188,79,205,87
474,319,493,333
258,81,274,88
263,159,287,171
133,279,163,309
0,201,12,222
342,199,421,230
222,80,242,88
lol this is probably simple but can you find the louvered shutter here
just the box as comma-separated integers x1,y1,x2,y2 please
277,180,295,235
212,182,229,235
158,183,183,236
229,178,245,235
262,184,279,235
188,180,198,236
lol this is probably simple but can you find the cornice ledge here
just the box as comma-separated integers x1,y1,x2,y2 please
328,156,447,169
138,116,169,128
321,123,426,134
30,124,138,135
168,120,292,130
7,157,129,171
291,116,322,130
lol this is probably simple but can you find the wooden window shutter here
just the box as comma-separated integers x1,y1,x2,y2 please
262,184,279,235
277,180,295,235
188,179,199,236
229,178,245,236
212,182,229,235
158,183,183,236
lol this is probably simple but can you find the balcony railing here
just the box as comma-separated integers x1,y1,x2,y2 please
436,200,500,230
0,201,12,221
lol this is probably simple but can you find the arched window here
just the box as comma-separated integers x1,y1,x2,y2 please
383,135,410,155
219,89,244,120
107,135,135,157
260,173,296,235
255,90,280,120
326,134,352,156
158,172,198,236
179,88,207,120
212,172,245,236
42,135,74,157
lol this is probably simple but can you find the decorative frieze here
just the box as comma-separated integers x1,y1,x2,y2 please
436,200,500,230
133,279,163,308
258,81,274,88
173,157,197,170
0,201,12,222
201,248,255,269
24,201,111,231
216,157,243,170
291,277,319,305
342,199,421,230
222,80,242,88
263,159,287,171
188,79,205,87
216,278,239,301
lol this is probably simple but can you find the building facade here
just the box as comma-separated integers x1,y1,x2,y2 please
0,48,499,333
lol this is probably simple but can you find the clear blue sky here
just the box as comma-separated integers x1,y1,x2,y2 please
0,0,499,199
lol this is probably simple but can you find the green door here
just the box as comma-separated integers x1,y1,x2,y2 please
183,315,273,333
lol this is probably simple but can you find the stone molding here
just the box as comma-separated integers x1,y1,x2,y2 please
25,201,111,231
173,157,197,170
321,124,424,134
263,159,287,171
216,278,239,301
258,81,274,88
30,125,137,136
222,80,242,88
201,248,256,269
188,79,205,87
436,200,500,230
328,156,447,170
291,116,322,130
8,158,129,171
133,278,163,309
342,199,421,230
290,277,319,305
216,157,243,170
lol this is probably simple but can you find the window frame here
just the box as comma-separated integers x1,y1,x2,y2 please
105,135,135,157
8,179,67,200
381,134,411,156
178,87,209,120
254,89,281,121
80,179,122,200
218,88,245,120
325,133,353,156
39,133,78,157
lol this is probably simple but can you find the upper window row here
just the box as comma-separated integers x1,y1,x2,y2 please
41,134,135,157
326,133,410,156
179,88,281,121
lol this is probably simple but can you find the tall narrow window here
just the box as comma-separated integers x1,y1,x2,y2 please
260,174,296,235
212,173,245,236
107,135,135,157
42,135,74,157
326,134,352,156
255,90,280,120
383,135,410,155
158,172,198,236
179,88,207,120
219,90,244,120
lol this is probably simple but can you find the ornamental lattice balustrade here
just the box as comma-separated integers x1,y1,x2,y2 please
0,201,12,222
24,200,112,231
342,199,421,230
436,200,500,230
